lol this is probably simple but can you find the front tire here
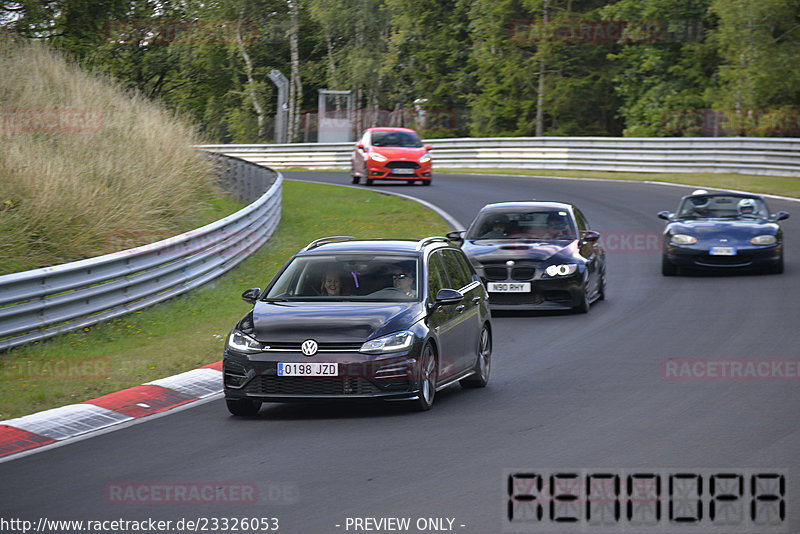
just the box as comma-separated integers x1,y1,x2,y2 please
410,343,437,411
662,255,677,276
573,282,590,313
768,253,784,274
226,398,261,416
461,325,491,388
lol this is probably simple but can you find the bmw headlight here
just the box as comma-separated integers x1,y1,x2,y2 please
370,152,388,162
670,234,698,245
544,264,578,277
418,153,431,163
360,331,414,354
750,235,777,245
227,330,262,353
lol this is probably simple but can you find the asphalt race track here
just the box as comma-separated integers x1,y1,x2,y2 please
1,171,798,534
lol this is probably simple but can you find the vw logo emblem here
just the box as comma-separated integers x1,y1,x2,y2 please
301,339,318,356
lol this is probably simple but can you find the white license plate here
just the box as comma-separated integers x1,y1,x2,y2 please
710,246,736,256
392,168,415,174
277,363,338,376
487,282,531,293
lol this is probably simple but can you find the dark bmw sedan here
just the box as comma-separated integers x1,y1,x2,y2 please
223,236,492,415
658,190,789,275
448,201,606,313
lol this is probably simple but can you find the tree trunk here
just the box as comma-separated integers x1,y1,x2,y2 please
237,19,266,140
535,0,550,137
287,0,303,142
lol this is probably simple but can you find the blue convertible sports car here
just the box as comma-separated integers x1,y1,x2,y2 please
658,190,789,275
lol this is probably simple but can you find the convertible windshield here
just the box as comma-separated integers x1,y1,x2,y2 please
264,255,420,301
677,195,768,219
370,130,423,148
467,210,577,241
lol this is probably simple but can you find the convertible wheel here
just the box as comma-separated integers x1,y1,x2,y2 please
421,178,432,186
769,253,784,274
461,325,491,389
662,255,677,276
226,398,261,416
411,343,437,411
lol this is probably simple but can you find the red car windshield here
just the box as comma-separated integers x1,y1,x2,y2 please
371,131,422,148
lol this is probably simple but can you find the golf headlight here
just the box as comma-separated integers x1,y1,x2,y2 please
671,234,698,245
545,264,578,277
227,331,261,353
418,153,431,163
750,235,776,245
360,331,414,354
370,152,388,162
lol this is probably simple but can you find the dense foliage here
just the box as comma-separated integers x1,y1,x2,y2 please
2,0,798,140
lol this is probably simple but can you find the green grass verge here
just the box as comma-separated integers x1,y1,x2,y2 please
436,168,800,199
0,181,451,420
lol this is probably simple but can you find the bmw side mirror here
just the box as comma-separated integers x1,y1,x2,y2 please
356,143,365,150
657,211,672,220
425,145,433,151
774,211,789,221
581,230,600,243
446,230,465,245
241,288,261,305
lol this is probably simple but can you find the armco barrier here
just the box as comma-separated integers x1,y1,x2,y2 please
0,155,281,351
197,137,800,177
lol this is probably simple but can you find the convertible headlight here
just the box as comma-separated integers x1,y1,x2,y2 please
670,234,698,245
544,264,578,277
751,235,777,245
227,330,262,353
418,153,431,163
360,331,414,354
370,152,388,162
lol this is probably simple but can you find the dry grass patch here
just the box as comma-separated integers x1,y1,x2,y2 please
0,33,223,274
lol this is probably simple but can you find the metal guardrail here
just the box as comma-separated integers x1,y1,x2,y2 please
197,137,800,177
0,155,282,351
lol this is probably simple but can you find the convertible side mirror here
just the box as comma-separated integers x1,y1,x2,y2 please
446,230,465,245
774,211,790,221
241,287,261,305
657,211,672,221
581,230,600,243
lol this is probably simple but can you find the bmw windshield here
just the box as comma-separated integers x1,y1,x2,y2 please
264,255,420,301
466,210,578,241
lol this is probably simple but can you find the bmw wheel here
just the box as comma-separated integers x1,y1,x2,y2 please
226,398,261,416
461,325,491,388
574,282,590,313
411,342,437,411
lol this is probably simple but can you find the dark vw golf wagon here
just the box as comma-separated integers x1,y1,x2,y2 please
223,236,492,415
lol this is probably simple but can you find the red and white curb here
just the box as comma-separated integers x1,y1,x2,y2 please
0,361,223,461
